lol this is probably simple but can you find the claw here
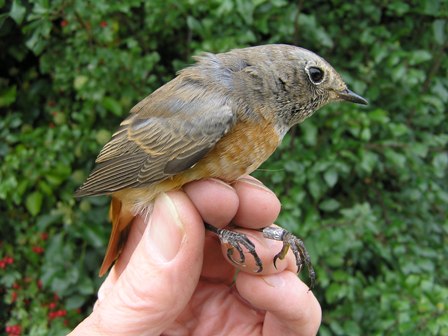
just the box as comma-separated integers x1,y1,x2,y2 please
273,242,291,270
273,255,278,269
226,244,245,266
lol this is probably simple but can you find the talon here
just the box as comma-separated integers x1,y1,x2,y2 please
273,255,279,269
234,243,245,263
226,245,245,266
273,242,290,269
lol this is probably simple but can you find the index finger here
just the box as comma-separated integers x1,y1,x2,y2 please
232,176,281,229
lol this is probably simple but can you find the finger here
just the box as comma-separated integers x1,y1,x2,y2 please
94,210,150,310
86,191,205,336
183,178,239,228
114,207,151,274
184,177,284,280
184,178,240,281
236,271,321,336
232,176,281,229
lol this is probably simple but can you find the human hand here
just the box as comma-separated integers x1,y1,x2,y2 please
70,177,321,335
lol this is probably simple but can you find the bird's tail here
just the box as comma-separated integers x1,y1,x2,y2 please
99,197,134,276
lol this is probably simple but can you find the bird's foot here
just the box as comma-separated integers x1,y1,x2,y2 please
261,226,315,289
205,223,315,288
205,223,262,272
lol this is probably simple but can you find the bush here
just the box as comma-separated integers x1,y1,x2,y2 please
1,0,447,334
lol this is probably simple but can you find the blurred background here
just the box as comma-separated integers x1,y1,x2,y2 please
1,0,447,334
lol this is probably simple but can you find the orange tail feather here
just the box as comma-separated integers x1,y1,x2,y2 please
99,197,134,276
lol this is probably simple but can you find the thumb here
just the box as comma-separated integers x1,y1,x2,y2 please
75,191,205,336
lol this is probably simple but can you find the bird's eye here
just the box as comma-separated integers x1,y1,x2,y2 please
308,67,324,84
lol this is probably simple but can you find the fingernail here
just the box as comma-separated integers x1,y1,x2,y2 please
148,193,185,262
237,177,272,193
262,274,285,288
207,178,235,190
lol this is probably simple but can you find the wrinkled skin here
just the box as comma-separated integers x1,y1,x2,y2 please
70,177,321,336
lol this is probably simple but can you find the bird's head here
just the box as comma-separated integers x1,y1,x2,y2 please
273,45,368,127
232,45,368,129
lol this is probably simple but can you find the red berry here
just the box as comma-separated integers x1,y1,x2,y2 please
5,256,14,264
0,260,6,269
5,324,21,335
40,232,49,240
11,291,17,302
49,302,56,310
60,20,68,27
100,21,107,27
32,246,44,254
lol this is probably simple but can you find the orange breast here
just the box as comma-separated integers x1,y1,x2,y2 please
191,119,281,181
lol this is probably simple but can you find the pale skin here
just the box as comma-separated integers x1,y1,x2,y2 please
70,176,321,335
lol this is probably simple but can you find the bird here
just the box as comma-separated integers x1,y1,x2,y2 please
75,44,367,286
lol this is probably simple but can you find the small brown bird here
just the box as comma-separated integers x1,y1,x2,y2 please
76,44,367,285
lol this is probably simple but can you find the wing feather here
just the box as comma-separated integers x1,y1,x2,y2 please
75,79,236,197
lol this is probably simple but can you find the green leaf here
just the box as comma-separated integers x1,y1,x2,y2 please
96,129,111,145
186,16,201,32
433,20,446,45
74,75,89,90
308,178,323,200
65,295,87,309
236,0,254,24
319,199,340,212
78,276,95,295
0,86,17,107
36,213,62,231
25,19,52,54
369,109,390,124
102,96,123,116
301,121,317,146
324,169,338,187
0,13,9,29
359,150,378,174
384,149,407,168
10,0,26,24
326,283,342,303
388,1,410,15
433,153,448,178
409,50,432,65
26,191,43,216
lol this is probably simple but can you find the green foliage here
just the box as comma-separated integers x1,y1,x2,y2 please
1,0,447,334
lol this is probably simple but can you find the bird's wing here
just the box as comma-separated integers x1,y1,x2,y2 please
75,88,236,196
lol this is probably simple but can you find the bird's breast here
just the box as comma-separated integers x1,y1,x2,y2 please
194,119,282,180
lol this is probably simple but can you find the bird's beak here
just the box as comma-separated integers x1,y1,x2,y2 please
338,88,368,105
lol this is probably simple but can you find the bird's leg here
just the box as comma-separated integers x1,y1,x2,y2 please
204,223,263,273
260,226,316,289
